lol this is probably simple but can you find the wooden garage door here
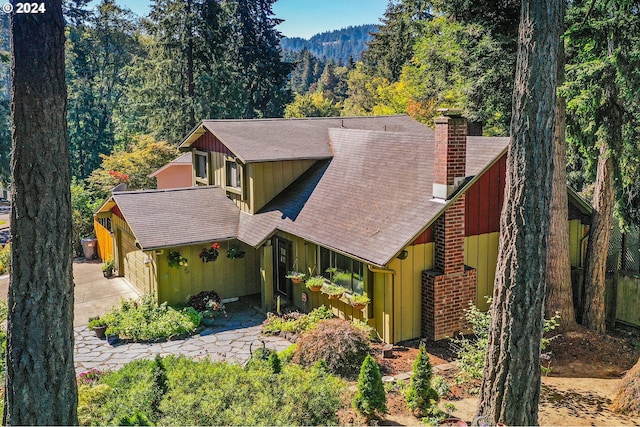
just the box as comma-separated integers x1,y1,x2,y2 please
120,229,150,295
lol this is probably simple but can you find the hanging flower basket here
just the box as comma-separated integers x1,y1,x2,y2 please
199,243,220,263
226,247,245,259
285,271,306,284
168,251,188,268
348,294,370,310
323,284,347,300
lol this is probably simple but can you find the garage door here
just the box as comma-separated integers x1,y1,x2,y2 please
120,228,151,295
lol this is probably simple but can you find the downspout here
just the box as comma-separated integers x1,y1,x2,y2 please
368,265,396,343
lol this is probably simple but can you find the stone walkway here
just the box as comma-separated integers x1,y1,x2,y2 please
74,299,291,373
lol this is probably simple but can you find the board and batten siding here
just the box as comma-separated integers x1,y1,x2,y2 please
248,160,316,213
155,240,260,305
192,130,316,214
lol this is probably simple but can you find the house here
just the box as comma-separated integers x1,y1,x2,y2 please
148,152,193,189
94,112,592,343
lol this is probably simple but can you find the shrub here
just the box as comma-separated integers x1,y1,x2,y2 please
404,345,439,416
102,293,201,341
0,243,10,274
353,354,387,421
278,344,297,363
268,352,282,374
453,300,560,383
0,243,11,274
159,356,344,426
186,290,222,312
611,357,640,416
292,318,371,379
77,359,156,426
262,305,334,334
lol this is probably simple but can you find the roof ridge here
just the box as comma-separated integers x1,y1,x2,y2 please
200,115,411,123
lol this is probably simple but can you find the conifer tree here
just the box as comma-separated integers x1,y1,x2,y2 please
404,345,439,416
353,354,386,422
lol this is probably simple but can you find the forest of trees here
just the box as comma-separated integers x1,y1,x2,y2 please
281,24,378,65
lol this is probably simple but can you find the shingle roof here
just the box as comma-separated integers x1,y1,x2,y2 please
180,115,433,163
112,186,239,250
239,129,509,266
115,124,509,265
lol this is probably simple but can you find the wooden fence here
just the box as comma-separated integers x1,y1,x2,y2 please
605,224,640,328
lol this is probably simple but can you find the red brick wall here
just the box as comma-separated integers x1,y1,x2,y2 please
422,268,476,340
434,115,467,186
434,196,466,274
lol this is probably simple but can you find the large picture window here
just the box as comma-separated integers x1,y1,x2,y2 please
319,247,364,294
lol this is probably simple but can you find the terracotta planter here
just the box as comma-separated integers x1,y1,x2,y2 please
351,303,367,310
327,293,343,300
308,285,323,292
291,277,303,284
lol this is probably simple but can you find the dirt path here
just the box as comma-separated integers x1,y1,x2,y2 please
435,377,640,426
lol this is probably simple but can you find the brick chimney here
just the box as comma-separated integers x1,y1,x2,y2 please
433,109,467,200
422,109,476,341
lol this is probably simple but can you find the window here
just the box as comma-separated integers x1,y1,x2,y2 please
225,158,244,198
194,150,209,185
97,216,112,232
319,247,365,294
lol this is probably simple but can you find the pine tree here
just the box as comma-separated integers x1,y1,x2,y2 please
404,345,439,416
353,354,386,422
362,0,432,82
226,0,293,118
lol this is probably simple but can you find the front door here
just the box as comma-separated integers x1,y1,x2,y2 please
273,237,292,299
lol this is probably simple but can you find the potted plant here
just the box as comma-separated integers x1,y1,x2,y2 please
200,300,227,327
88,316,108,339
226,247,245,259
199,242,220,263
285,271,306,284
305,276,326,292
102,259,115,278
323,283,348,300
348,294,371,310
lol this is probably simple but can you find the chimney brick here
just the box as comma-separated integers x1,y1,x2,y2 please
433,109,467,200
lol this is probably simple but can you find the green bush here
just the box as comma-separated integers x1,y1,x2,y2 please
262,305,334,334
453,300,561,383
404,345,439,416
353,354,387,421
0,243,10,275
159,356,344,426
292,318,371,379
101,293,201,341
78,356,345,426
78,359,156,426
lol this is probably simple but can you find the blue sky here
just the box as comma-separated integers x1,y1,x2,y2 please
110,0,388,39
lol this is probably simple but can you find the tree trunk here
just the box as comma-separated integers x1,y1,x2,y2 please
546,40,577,328
581,4,621,335
475,1,563,425
581,146,615,333
5,1,78,424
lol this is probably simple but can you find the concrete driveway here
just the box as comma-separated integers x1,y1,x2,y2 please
0,260,140,327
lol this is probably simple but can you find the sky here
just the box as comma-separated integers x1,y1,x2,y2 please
110,0,388,39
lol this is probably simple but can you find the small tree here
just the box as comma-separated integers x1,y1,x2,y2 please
268,352,282,374
353,354,386,422
404,345,439,416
